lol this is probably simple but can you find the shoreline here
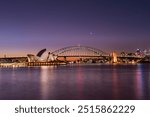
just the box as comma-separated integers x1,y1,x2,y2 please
0,62,150,68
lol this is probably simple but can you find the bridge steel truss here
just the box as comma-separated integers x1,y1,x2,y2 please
51,45,109,58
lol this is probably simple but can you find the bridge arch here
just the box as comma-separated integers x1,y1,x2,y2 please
52,45,109,57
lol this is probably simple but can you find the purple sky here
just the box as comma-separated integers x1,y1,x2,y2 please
0,0,150,56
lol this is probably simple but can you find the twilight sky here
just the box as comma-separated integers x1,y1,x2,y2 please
0,0,150,56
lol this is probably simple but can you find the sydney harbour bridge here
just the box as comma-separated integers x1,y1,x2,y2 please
0,45,149,67
27,45,110,64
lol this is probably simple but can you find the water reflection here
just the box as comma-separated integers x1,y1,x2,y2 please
0,64,150,99
112,66,119,99
134,64,144,99
76,66,83,99
40,66,54,99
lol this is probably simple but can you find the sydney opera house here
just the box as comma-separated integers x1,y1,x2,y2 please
0,49,58,67
27,48,57,62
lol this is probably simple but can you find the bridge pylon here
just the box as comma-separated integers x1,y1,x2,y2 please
111,51,118,63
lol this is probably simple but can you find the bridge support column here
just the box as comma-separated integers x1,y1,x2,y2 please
112,52,118,63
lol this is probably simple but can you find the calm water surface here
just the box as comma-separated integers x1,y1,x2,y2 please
0,64,150,100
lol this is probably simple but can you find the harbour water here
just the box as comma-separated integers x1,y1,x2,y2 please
0,64,150,100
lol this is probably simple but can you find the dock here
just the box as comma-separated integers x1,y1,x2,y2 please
27,62,66,66
0,62,66,67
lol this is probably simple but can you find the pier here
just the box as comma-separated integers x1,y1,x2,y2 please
27,62,66,66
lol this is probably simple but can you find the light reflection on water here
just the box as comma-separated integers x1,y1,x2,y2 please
40,66,53,99
112,66,119,99
135,64,143,99
0,64,150,100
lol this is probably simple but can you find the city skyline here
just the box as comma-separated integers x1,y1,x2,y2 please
0,0,150,56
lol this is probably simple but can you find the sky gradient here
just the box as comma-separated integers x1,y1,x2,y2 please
0,0,150,56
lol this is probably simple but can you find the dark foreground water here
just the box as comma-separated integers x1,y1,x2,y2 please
0,64,150,100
